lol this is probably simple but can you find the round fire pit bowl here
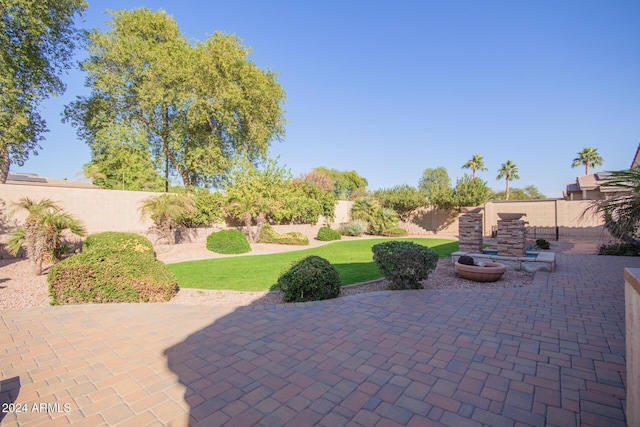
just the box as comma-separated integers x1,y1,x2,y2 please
454,261,507,282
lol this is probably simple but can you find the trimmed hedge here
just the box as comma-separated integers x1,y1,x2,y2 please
317,226,341,242
206,229,250,254
48,248,179,305
598,243,640,256
372,240,439,290
82,231,154,255
259,225,309,245
277,255,341,302
382,226,408,237
48,232,178,305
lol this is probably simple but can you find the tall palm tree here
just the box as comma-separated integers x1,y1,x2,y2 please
583,167,640,245
6,198,87,275
572,147,604,175
496,160,520,201
139,194,196,245
462,154,488,179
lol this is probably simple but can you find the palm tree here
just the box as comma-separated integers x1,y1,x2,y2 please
583,167,640,245
6,198,87,275
139,194,196,245
496,160,520,201
572,147,604,175
462,154,488,179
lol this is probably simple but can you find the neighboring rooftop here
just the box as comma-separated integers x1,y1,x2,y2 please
5,172,98,189
564,171,630,200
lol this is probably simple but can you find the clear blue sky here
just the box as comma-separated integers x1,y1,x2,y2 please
14,0,640,198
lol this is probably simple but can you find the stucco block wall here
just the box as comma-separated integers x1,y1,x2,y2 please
0,184,161,241
0,184,354,243
483,199,608,239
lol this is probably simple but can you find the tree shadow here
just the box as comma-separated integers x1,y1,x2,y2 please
409,207,459,233
0,376,21,423
163,292,297,425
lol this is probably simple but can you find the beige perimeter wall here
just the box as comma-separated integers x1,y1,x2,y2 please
0,184,353,243
407,199,610,241
0,182,611,243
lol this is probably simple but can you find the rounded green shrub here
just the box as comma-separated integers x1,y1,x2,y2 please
598,242,640,256
48,248,179,305
338,221,367,236
83,231,154,255
206,229,251,254
259,225,309,245
535,238,551,250
382,226,408,237
372,241,439,290
317,226,341,241
277,255,341,302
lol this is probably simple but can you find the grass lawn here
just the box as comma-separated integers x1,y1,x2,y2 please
168,238,458,291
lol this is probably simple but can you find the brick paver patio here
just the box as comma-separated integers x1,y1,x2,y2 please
2,253,640,426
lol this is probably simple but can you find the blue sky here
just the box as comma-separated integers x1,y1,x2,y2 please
14,0,640,198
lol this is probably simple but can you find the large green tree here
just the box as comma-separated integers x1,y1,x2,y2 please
374,184,426,220
462,154,488,179
496,160,520,201
419,167,454,209
491,185,545,200
0,0,87,182
453,175,491,208
85,144,164,191
313,167,368,200
65,8,286,191
572,147,604,175
224,158,334,242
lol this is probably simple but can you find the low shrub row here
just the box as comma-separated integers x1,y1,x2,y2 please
206,229,251,254
259,225,309,245
317,226,341,241
598,242,640,256
47,232,179,305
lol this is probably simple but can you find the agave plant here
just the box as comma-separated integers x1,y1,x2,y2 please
139,193,196,245
582,167,640,245
6,198,87,275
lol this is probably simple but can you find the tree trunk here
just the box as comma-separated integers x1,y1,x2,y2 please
34,258,43,276
243,213,254,243
0,144,9,183
255,212,267,243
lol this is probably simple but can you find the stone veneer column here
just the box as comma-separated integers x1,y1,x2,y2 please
458,213,483,253
497,220,526,256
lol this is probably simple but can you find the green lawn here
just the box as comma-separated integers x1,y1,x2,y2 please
168,238,458,291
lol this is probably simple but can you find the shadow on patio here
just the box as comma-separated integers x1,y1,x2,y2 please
164,254,640,426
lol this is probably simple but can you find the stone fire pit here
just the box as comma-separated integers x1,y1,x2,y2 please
454,261,507,282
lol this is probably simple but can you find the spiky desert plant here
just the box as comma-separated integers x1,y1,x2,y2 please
139,193,196,245
6,198,86,275
582,167,640,245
